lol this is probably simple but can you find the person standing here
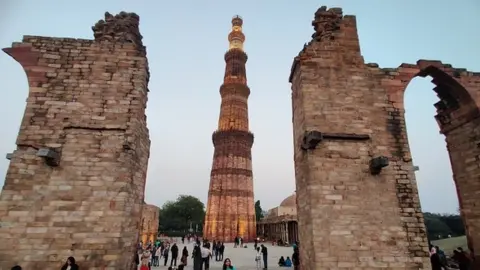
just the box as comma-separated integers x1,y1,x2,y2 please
261,244,268,269
181,246,189,266
154,245,161,266
61,256,79,270
170,243,179,267
222,258,237,270
255,247,262,270
215,242,221,261
219,242,225,261
292,247,300,270
192,240,202,270
134,251,140,268
163,244,170,266
201,243,212,270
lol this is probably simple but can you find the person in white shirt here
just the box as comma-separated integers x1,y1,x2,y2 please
255,247,262,270
154,247,162,266
201,245,212,270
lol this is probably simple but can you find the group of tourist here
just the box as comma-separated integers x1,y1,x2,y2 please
137,240,187,269
429,244,474,270
136,238,235,270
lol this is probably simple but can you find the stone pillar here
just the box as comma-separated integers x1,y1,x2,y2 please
285,222,289,244
290,5,480,270
0,12,150,270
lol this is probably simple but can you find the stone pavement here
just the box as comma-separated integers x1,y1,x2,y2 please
150,242,294,270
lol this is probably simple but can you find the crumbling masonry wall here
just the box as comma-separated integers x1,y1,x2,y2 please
0,12,150,270
290,6,480,270
140,203,160,245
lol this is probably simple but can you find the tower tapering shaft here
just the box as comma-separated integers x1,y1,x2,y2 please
203,16,256,242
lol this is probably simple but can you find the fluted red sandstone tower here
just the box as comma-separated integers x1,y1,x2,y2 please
0,12,150,270
203,16,256,242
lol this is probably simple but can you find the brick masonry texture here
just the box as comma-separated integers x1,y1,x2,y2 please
140,203,160,245
203,16,256,242
0,12,150,270
290,6,480,270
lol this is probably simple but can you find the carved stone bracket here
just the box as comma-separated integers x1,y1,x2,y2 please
369,156,389,175
36,148,61,167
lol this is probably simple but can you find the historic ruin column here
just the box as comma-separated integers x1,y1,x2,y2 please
0,12,150,270
289,6,431,269
203,15,256,242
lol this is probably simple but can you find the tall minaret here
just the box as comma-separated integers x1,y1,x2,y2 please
203,15,256,242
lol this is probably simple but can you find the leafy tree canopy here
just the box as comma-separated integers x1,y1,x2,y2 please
423,212,465,240
255,200,264,222
159,195,205,233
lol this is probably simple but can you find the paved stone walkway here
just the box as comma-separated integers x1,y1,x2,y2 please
150,242,294,270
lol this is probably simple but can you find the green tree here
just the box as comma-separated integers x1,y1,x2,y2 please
159,195,205,234
255,200,264,222
423,212,465,240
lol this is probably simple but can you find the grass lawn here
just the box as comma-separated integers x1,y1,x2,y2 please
431,235,468,255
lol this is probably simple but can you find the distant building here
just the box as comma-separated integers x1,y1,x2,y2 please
140,203,160,245
257,192,299,245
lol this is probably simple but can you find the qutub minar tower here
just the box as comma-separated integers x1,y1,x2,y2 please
203,15,256,242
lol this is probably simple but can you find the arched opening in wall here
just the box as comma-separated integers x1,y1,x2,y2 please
0,49,30,190
403,72,473,254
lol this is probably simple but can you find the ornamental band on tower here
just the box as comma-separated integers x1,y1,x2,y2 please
203,15,256,242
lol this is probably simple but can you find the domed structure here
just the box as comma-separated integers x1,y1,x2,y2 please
280,192,296,207
257,191,299,245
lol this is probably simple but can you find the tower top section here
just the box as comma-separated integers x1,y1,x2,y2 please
232,15,243,26
228,15,245,51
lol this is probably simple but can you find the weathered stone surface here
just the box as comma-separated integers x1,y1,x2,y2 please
204,16,256,242
0,12,150,270
290,6,480,270
140,203,160,245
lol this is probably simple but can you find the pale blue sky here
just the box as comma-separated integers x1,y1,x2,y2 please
0,0,478,214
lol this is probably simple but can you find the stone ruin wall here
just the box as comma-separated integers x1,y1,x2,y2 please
290,6,480,270
0,12,150,270
140,203,160,245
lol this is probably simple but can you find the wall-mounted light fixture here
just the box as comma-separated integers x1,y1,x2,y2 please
369,156,389,175
5,153,13,160
36,148,60,167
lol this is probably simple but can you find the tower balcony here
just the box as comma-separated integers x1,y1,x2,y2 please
228,31,245,43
